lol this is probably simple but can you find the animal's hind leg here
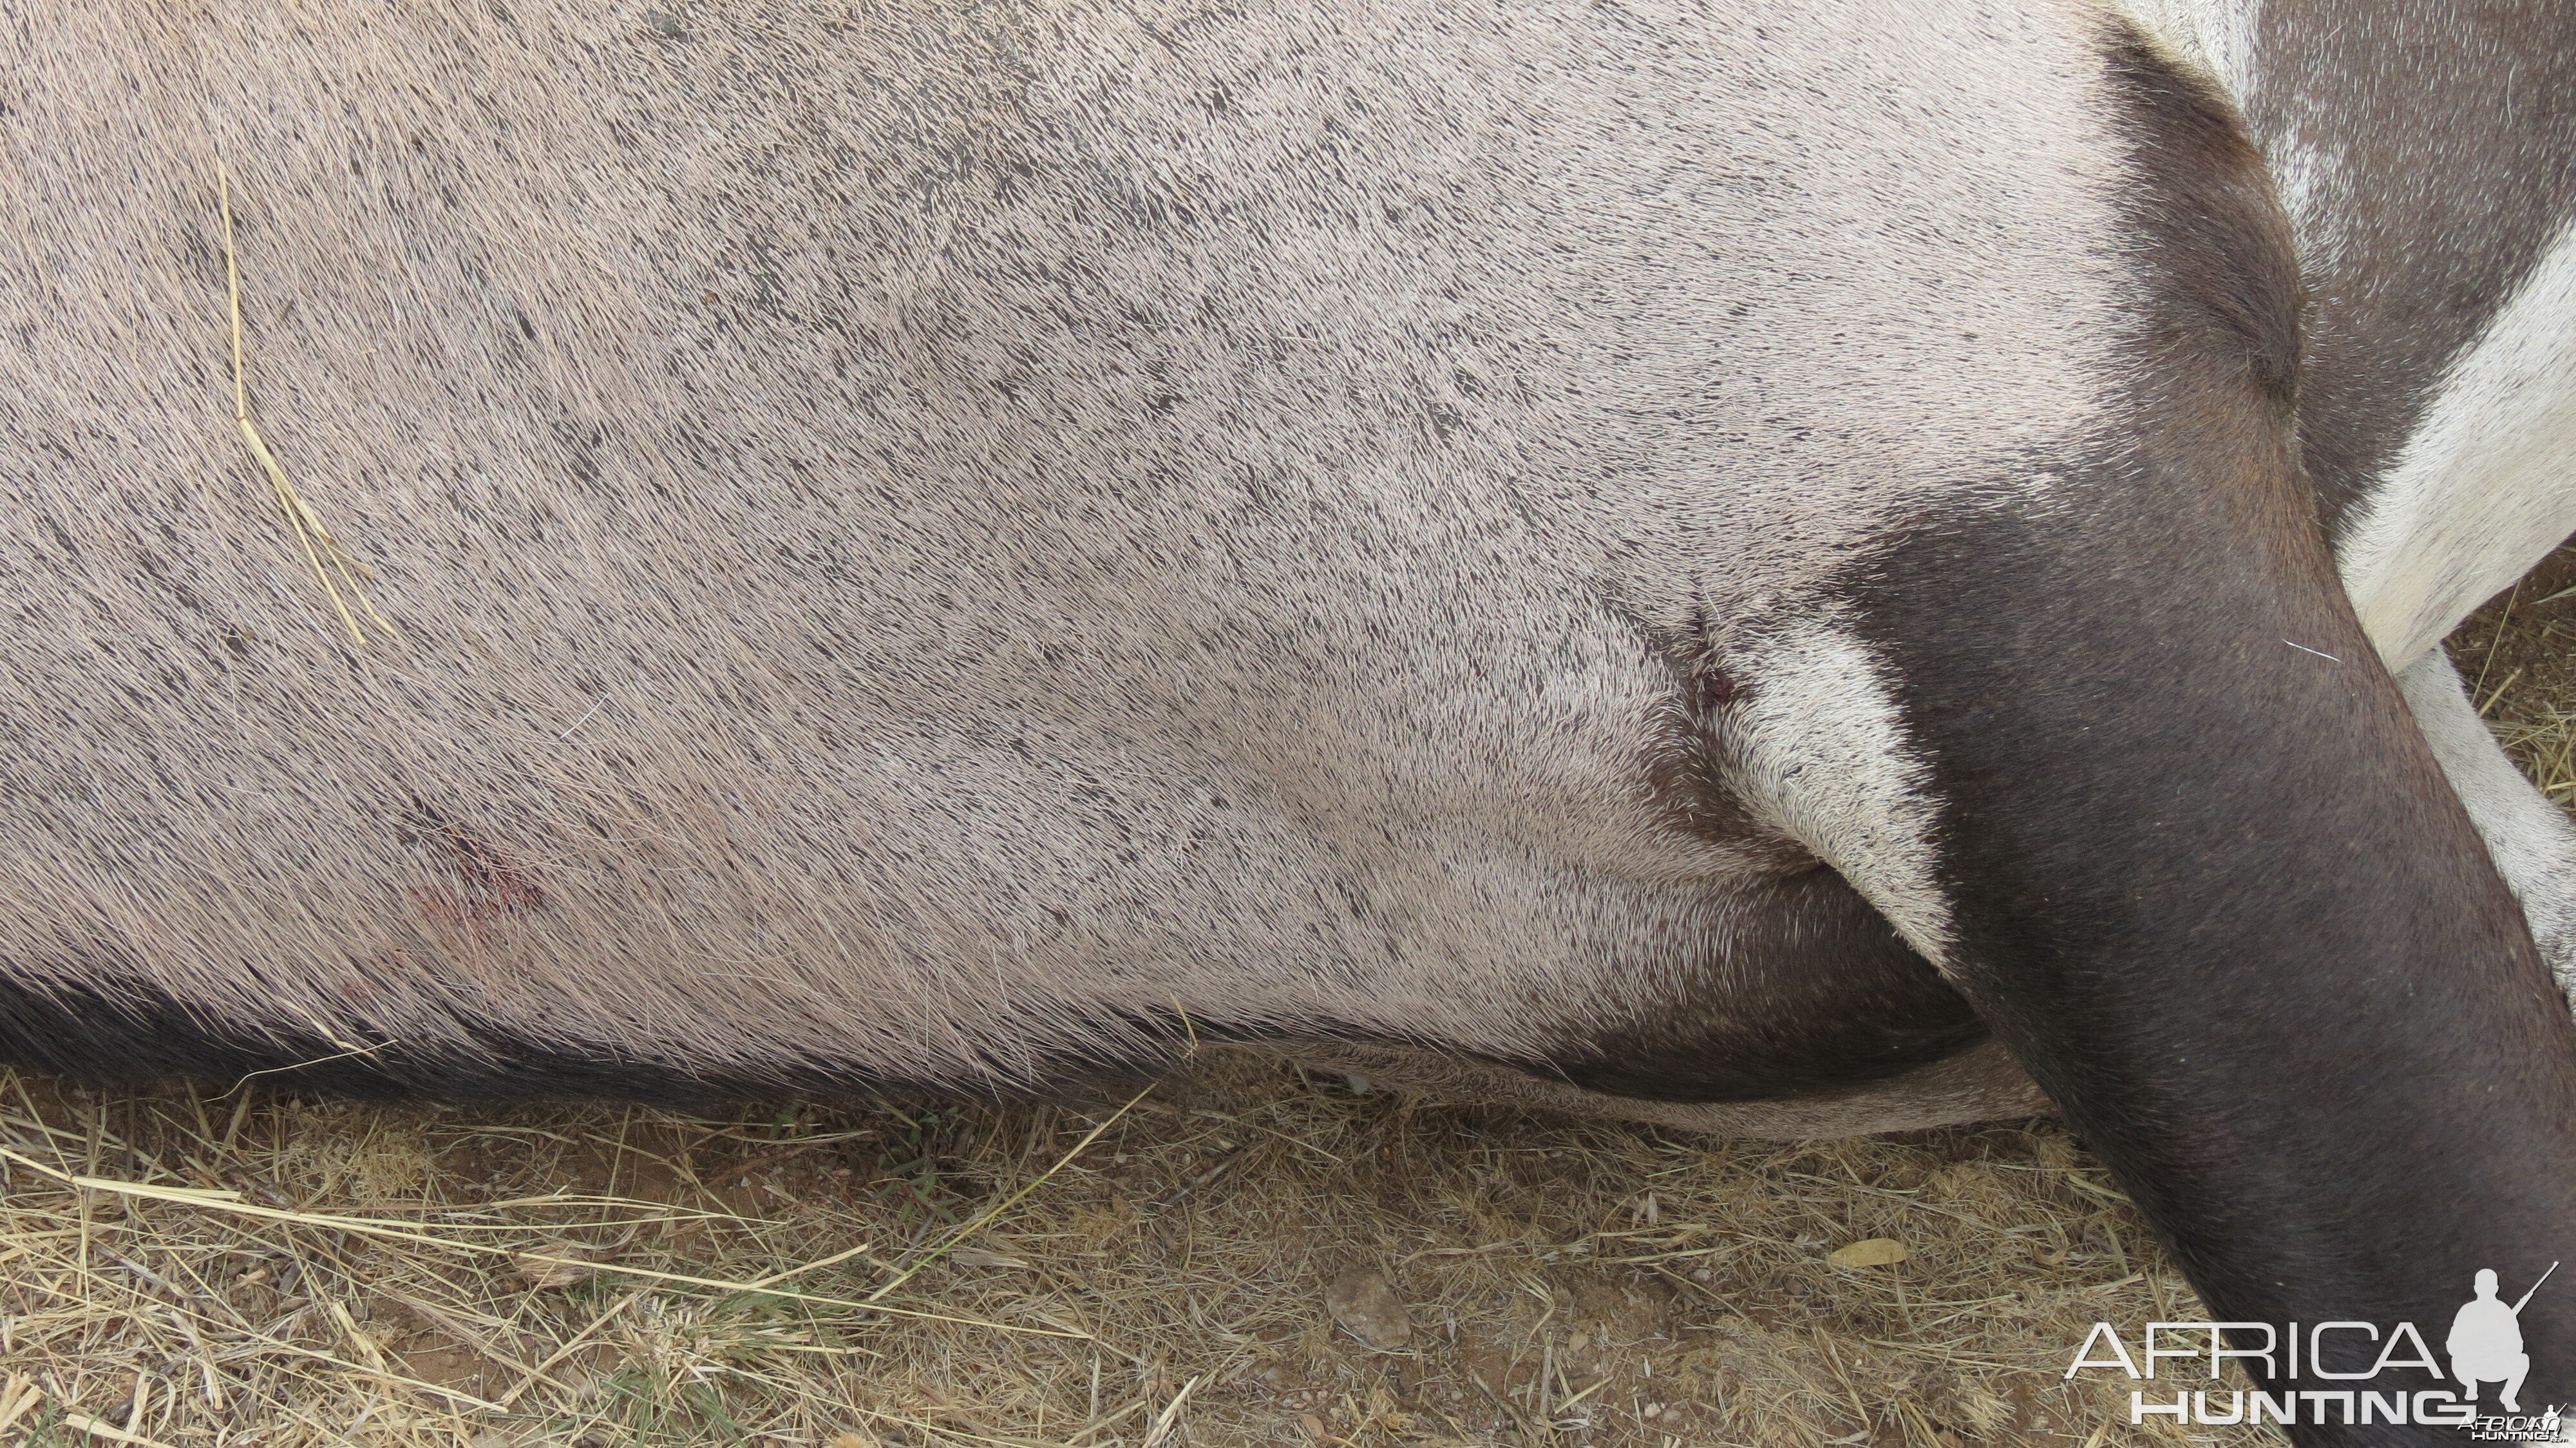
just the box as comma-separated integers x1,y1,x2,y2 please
2398,649,2576,1007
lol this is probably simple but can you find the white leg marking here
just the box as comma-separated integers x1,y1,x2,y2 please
2342,214,2576,671
1726,625,1955,967
2400,650,2576,1007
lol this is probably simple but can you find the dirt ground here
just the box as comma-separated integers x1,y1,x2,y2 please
6,550,2575,1448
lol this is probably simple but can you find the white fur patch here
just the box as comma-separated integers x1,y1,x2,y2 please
2400,651,2576,1004
2340,214,2576,669
2113,0,2262,104
2109,1,2352,275
2264,133,2350,274
1725,625,1956,967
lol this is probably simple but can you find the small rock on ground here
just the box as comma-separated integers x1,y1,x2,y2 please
1325,1266,1413,1349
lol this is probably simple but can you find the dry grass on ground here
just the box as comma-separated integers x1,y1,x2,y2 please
7,551,2576,1448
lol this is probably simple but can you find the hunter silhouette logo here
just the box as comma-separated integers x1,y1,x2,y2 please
2453,1263,2556,1414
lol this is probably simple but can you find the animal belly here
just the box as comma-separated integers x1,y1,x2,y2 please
1484,865,1987,1104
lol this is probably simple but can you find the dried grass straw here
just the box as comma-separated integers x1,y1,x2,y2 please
217,157,393,647
0,1047,2275,1446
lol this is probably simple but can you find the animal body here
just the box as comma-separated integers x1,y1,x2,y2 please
5,1,2575,1436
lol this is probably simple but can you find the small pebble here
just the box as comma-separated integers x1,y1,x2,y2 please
1826,1237,1909,1268
1324,1266,1413,1349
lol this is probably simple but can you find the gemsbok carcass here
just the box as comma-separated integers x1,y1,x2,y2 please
4,1,2573,1436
